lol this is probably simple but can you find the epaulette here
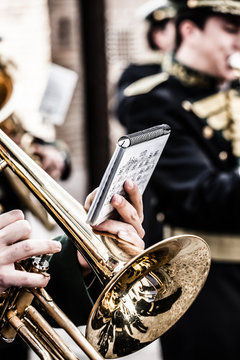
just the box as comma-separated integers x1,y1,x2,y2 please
182,89,240,158
124,72,169,97
182,92,227,119
129,51,163,66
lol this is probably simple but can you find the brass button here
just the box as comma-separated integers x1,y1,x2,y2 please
188,0,199,8
156,212,165,222
182,100,192,111
203,126,213,139
219,151,228,161
153,10,165,21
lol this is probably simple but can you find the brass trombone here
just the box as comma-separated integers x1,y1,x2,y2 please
0,129,211,359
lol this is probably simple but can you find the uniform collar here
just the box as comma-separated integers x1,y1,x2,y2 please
162,54,219,90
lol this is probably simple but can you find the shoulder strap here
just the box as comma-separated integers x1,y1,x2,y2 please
124,72,169,97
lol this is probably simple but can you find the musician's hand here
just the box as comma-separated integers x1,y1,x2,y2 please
33,144,65,180
0,210,62,294
85,180,145,243
78,181,145,274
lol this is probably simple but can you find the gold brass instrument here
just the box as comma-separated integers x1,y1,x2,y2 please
0,129,211,359
0,64,56,230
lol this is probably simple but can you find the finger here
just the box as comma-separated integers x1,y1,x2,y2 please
0,270,50,292
0,239,62,265
115,236,145,256
0,210,25,229
0,219,31,246
111,194,145,238
32,144,42,153
51,170,61,180
77,252,92,276
84,188,99,211
118,229,145,250
32,146,45,161
93,219,145,249
41,159,53,171
46,168,61,180
124,180,144,222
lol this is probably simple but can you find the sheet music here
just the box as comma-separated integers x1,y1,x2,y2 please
87,125,170,225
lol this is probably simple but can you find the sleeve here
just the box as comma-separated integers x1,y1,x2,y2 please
116,64,161,127
33,137,72,180
116,89,240,234
45,234,100,326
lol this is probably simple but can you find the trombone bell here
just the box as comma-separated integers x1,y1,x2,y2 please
87,235,210,358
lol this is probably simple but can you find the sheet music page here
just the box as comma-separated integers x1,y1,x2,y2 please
87,125,170,225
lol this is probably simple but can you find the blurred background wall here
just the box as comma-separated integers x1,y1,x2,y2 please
0,0,150,203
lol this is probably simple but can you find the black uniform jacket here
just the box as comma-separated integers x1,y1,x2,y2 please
118,63,162,91
45,234,101,326
117,58,240,235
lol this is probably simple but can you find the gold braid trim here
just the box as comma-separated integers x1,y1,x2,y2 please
188,89,240,158
187,0,240,15
224,89,240,157
153,7,177,21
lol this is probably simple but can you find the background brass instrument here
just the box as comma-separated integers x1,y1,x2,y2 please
0,64,56,230
0,128,211,359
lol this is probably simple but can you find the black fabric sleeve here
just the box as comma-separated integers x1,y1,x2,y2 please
116,88,240,233
33,137,71,180
44,234,98,326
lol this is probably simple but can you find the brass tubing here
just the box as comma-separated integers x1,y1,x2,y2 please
0,128,118,284
0,159,7,170
24,317,65,360
7,310,52,360
25,306,79,360
32,288,104,360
